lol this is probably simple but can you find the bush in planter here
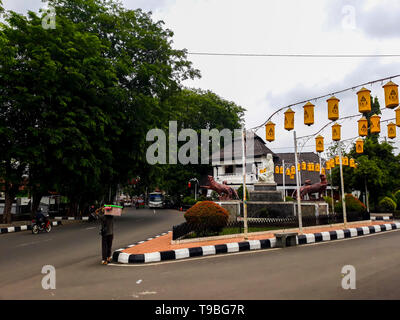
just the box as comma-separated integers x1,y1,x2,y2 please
334,194,366,213
323,196,334,212
237,186,249,200
183,196,197,206
285,196,294,202
378,197,397,213
184,201,229,236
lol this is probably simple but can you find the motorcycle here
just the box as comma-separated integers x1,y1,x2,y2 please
31,218,52,234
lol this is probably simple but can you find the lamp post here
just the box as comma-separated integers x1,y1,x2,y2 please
293,131,303,234
338,142,348,227
242,127,248,239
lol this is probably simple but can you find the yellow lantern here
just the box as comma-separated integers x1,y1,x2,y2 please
396,107,400,127
290,174,294,180
330,158,335,168
321,167,326,175
303,102,315,126
357,87,371,114
370,114,381,134
301,161,306,170
284,108,295,131
332,123,341,141
383,81,399,109
286,168,291,176
315,135,324,153
280,166,284,174
388,122,396,139
327,96,340,121
358,117,368,137
343,156,349,166
290,166,296,175
356,138,364,154
326,161,331,170
315,163,320,172
275,166,280,174
350,158,355,168
298,163,301,171
265,121,276,142
335,156,340,165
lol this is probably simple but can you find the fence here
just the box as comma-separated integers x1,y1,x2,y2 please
172,211,370,240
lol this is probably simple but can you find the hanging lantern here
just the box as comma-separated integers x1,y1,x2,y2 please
357,87,371,114
388,122,396,139
315,163,320,172
350,158,355,168
321,167,326,175
275,166,280,174
396,107,400,127
332,123,341,141
303,102,315,126
286,168,291,176
327,96,340,121
358,117,368,137
356,138,364,154
290,174,294,180
301,161,307,170
326,161,331,171
370,114,381,134
343,156,349,166
265,121,276,142
383,81,399,109
330,158,335,168
280,166,284,174
315,135,324,153
298,163,301,171
284,108,295,131
291,166,296,175
335,156,340,165
355,162,358,168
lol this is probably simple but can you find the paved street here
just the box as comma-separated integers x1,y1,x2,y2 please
1,208,400,300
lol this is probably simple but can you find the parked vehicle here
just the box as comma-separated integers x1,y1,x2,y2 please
135,198,145,209
148,192,164,209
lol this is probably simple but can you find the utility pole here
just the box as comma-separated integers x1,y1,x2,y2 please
338,142,347,227
282,160,286,201
293,131,303,234
242,127,248,239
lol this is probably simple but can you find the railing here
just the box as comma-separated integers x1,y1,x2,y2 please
172,211,369,240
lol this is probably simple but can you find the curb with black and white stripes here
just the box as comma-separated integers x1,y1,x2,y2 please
113,222,400,264
371,216,392,221
112,231,171,263
0,221,63,235
54,216,90,221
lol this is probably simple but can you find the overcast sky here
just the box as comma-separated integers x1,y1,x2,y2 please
3,0,400,156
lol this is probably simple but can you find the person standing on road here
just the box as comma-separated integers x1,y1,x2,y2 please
97,206,114,265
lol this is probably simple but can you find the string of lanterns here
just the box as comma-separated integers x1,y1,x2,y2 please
265,80,399,153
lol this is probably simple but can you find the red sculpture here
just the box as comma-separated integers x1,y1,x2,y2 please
293,174,328,200
201,176,239,200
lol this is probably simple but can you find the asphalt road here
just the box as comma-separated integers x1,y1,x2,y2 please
1,209,400,300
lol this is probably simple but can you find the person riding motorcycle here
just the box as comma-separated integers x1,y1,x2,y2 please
35,208,47,228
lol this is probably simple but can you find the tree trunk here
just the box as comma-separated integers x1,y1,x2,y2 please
2,185,18,224
31,192,44,218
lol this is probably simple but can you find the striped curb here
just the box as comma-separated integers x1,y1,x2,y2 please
371,216,392,221
112,231,171,263
113,222,400,264
54,216,90,221
0,221,62,235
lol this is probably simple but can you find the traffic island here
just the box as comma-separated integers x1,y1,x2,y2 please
112,221,400,264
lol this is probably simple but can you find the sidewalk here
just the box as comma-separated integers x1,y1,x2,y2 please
113,220,400,264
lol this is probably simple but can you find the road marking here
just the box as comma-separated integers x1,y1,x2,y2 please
85,227,96,230
16,238,53,248
108,228,400,268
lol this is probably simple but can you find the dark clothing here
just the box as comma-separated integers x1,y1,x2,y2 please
36,212,46,225
99,214,114,236
102,234,113,260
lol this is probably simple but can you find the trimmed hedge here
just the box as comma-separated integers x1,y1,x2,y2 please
378,197,397,213
184,201,229,236
335,194,367,213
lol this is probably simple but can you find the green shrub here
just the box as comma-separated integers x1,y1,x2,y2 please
393,190,400,208
237,186,249,200
183,196,197,206
323,196,334,213
334,194,367,213
184,201,229,236
378,197,397,213
285,196,294,202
